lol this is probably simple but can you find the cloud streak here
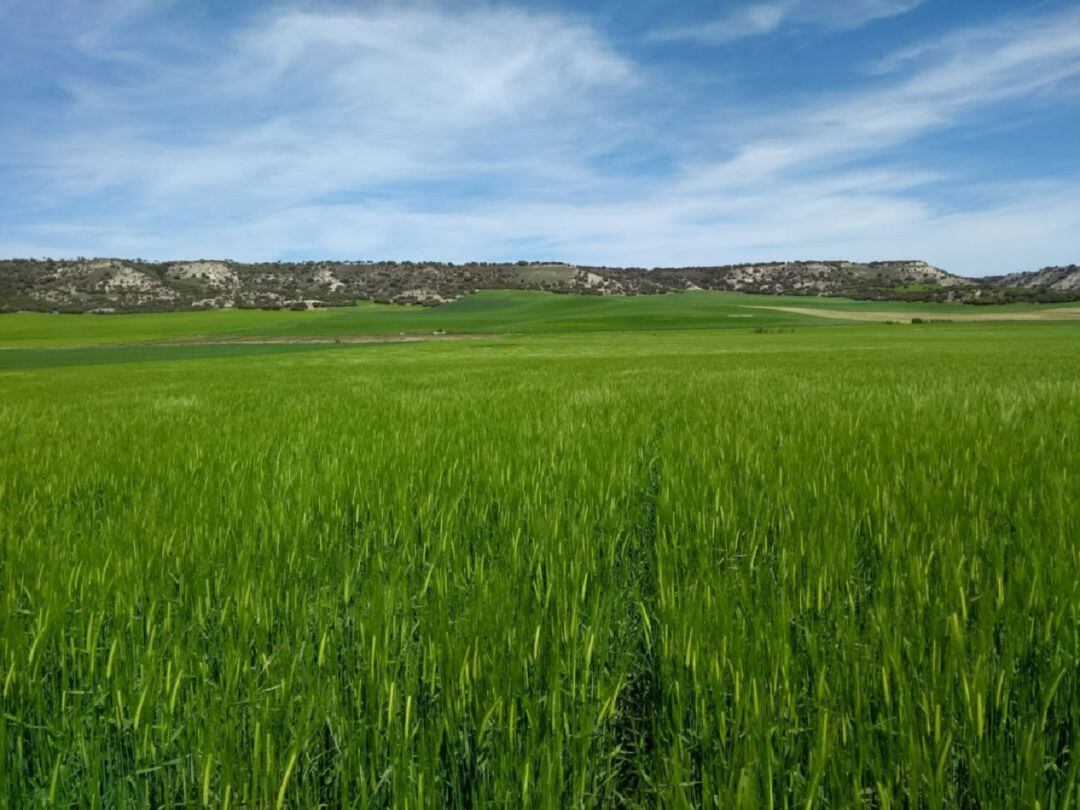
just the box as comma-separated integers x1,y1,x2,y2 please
650,0,925,45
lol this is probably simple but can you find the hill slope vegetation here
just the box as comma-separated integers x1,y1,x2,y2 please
1,257,1076,313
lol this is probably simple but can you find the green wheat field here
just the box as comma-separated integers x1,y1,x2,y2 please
1,292,1078,807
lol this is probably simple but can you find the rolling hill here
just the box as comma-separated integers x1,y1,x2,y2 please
0,257,1076,313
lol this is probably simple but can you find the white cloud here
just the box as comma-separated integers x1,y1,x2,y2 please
651,0,925,44
651,3,789,44
11,172,1078,276
673,7,1080,197
31,5,633,203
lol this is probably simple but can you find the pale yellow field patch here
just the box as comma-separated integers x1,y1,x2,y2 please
745,305,1080,323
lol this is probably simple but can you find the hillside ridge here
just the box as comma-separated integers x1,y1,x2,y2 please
1,257,1077,313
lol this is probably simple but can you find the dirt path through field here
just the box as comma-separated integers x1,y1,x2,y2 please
147,333,498,347
0,333,501,352
746,305,1080,323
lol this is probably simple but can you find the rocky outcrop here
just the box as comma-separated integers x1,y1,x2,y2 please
985,265,1080,293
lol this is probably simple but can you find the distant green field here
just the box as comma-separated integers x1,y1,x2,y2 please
3,290,1077,348
1,304,1078,806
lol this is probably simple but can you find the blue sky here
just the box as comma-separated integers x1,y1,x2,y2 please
1,0,1078,275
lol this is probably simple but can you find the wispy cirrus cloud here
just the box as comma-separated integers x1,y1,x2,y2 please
31,5,634,199
650,0,925,45
684,5,1080,189
0,3,640,243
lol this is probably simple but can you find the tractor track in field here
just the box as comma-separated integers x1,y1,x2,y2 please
143,333,500,346
2,333,502,351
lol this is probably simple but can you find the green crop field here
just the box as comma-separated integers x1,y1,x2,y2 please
2,290,1078,348
1,296,1078,807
